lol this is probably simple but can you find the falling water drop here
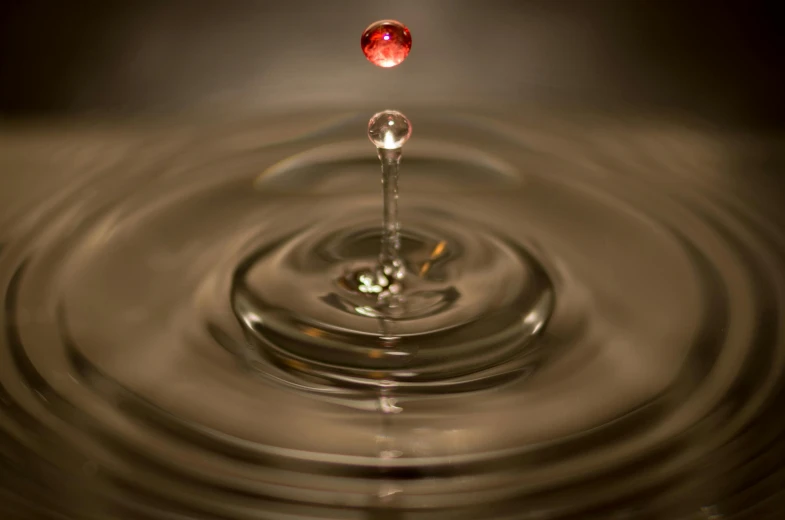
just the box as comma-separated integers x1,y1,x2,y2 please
361,20,412,68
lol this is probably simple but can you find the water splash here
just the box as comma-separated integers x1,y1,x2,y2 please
0,110,783,519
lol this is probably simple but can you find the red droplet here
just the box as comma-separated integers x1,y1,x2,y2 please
361,20,412,68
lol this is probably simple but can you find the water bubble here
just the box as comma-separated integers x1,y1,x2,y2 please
361,20,412,68
368,110,412,150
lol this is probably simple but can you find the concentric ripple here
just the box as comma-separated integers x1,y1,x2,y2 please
233,207,555,394
0,111,784,519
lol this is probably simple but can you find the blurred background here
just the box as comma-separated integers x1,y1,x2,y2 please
0,0,783,129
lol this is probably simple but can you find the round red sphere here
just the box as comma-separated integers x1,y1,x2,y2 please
361,20,412,68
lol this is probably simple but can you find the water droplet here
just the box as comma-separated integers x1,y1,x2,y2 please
368,110,411,150
361,20,412,68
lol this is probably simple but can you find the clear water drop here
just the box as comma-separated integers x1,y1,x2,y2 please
368,110,412,150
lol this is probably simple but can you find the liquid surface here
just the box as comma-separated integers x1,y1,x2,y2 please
0,109,784,519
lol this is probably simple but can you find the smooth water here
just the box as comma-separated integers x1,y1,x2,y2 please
0,109,783,519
